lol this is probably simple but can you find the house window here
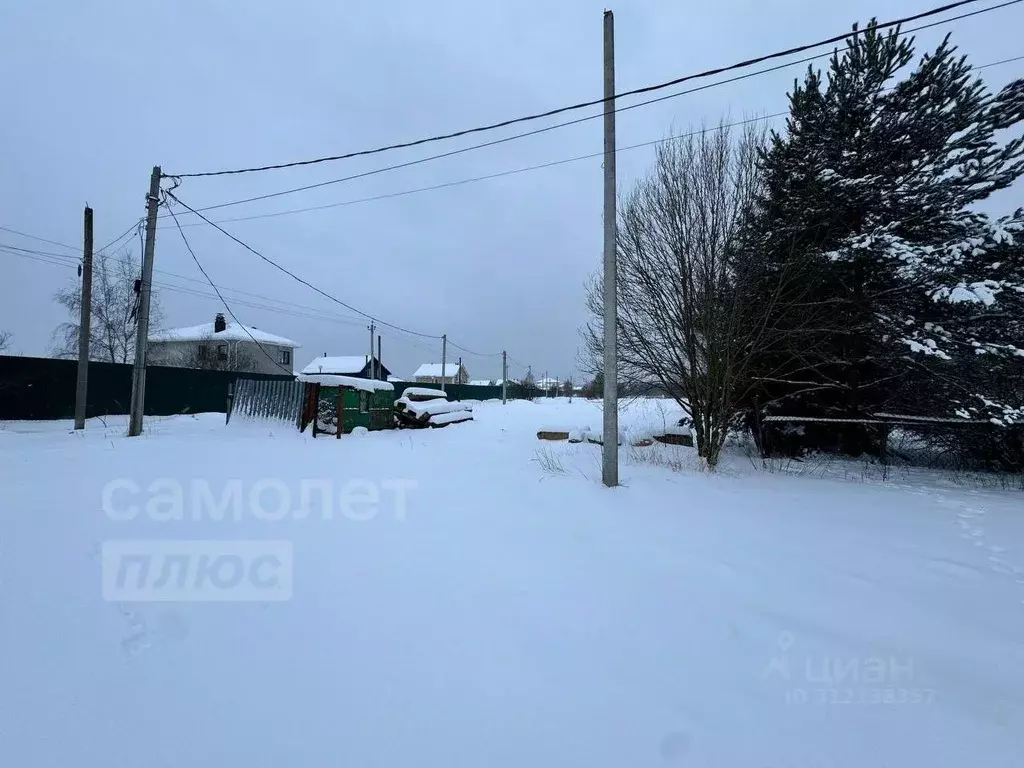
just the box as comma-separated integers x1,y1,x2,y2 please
217,344,228,362
279,349,291,365
198,345,209,360
359,391,368,413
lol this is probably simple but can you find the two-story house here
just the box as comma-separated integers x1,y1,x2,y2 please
148,313,299,375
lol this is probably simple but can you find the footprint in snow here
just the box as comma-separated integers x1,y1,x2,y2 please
117,607,189,655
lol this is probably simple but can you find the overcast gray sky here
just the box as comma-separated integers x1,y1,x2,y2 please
2,0,1021,381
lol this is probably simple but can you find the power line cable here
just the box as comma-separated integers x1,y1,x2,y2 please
0,246,385,334
0,246,78,269
164,200,295,374
166,0,1000,178
0,240,372,329
447,340,504,358
165,190,442,339
0,226,80,253
166,3,1023,215
161,51,1024,227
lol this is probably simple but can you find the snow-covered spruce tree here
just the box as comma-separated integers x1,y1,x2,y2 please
741,22,1024,457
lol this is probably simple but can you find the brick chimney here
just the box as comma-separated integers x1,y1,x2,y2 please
214,313,226,333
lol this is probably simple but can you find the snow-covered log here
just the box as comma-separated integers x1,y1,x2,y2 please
401,387,447,402
394,396,473,428
429,411,474,427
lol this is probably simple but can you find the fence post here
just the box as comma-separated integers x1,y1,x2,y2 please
226,380,235,424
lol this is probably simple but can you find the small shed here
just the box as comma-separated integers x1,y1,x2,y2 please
298,373,395,437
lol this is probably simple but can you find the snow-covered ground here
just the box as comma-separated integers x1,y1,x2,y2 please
2,398,1023,766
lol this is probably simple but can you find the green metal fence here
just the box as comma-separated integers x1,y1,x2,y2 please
0,355,295,421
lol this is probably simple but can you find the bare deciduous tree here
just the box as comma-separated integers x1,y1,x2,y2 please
51,250,162,363
583,120,821,469
0,330,11,353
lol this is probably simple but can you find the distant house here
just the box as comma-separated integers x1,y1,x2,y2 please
149,313,299,375
469,379,496,386
301,354,391,380
412,362,469,385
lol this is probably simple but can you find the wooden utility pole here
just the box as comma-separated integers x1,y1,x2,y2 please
501,350,507,404
74,206,94,430
602,10,619,486
367,320,376,379
128,166,162,437
441,334,447,394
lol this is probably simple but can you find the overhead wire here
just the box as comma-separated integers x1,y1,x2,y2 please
0,241,372,329
10,4,1018,366
2,239,516,367
164,198,295,374
163,196,517,357
154,51,1024,230
164,189,443,339
166,0,996,178
0,226,80,253
163,2,1024,216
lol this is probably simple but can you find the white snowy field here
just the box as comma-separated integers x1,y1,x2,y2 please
1,398,1023,767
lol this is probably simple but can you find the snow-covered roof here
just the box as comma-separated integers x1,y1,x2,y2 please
301,355,369,376
297,373,394,392
468,380,494,386
149,321,299,348
412,363,464,378
402,387,447,399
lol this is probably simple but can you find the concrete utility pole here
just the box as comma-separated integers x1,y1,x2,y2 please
74,206,94,430
128,166,162,437
458,356,462,385
367,320,376,379
501,350,507,404
441,334,447,394
602,10,619,486
377,334,382,381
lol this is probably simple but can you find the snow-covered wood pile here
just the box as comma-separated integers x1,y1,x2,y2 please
394,394,474,428
428,411,474,428
538,426,625,445
653,425,694,446
537,428,571,441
